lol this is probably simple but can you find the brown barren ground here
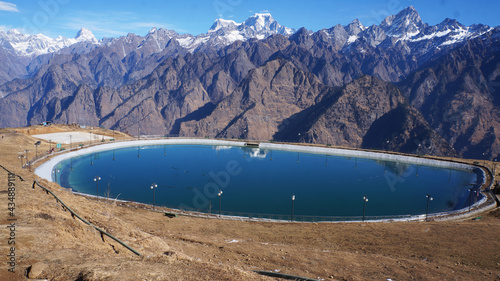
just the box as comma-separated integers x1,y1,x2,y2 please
0,125,499,280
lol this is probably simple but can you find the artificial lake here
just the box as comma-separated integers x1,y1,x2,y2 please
50,141,483,221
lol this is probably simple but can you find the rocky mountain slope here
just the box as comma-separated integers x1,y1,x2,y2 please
401,34,500,159
0,7,499,159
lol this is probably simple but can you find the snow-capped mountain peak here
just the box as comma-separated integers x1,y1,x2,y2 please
243,13,275,32
351,19,365,29
75,28,98,43
381,6,424,37
437,18,466,32
241,12,295,37
6,29,21,35
178,12,295,53
345,19,366,35
209,18,240,33
145,27,179,38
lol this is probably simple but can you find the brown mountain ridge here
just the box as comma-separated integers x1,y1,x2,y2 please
1,9,499,159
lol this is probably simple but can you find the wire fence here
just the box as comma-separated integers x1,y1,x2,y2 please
78,194,421,223
202,210,415,222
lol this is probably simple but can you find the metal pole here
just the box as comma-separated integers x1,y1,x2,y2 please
25,150,30,172
362,195,368,221
291,193,295,221
53,169,59,183
468,188,473,212
94,176,101,201
150,183,157,210
425,194,433,222
218,189,223,217
493,159,497,178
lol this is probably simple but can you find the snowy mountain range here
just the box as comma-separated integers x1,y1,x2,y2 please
377,6,493,46
0,27,98,57
0,7,496,59
316,6,494,51
0,6,497,87
177,13,296,52
0,13,294,57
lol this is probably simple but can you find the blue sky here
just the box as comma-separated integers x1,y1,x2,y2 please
0,0,499,39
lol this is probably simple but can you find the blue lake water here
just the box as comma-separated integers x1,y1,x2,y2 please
54,144,481,221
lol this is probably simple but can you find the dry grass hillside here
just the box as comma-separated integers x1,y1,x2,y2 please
0,124,499,280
